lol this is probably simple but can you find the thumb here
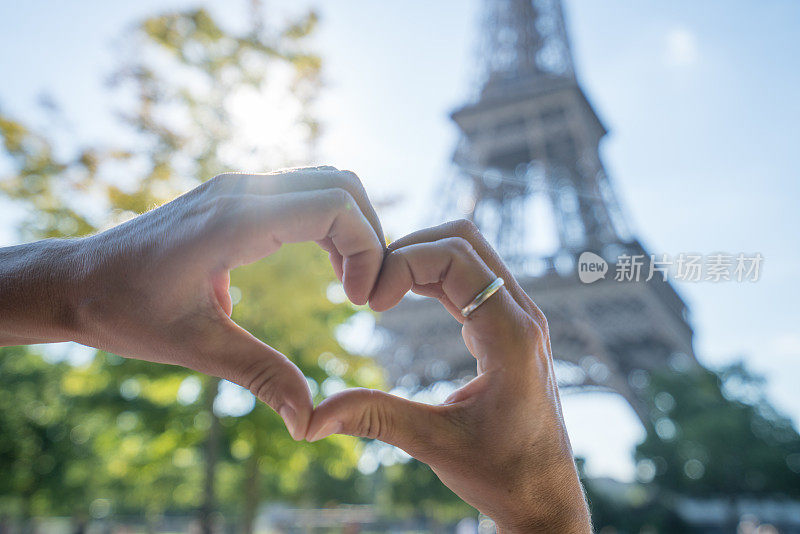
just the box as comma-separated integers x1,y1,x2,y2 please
205,320,313,441
306,388,448,462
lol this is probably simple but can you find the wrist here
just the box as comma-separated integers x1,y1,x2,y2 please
495,455,592,534
496,503,591,534
0,237,92,345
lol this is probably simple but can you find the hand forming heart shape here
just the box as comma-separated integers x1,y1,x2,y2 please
308,220,589,531
18,167,590,532
62,167,383,440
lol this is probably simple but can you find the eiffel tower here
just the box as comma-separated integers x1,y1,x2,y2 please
378,0,697,424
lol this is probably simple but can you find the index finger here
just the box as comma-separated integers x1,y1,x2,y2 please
369,237,530,369
212,168,386,249
212,189,383,305
388,219,543,323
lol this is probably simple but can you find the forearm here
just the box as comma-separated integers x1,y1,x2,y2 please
0,238,86,346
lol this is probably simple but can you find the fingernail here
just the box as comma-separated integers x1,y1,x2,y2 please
279,405,299,441
308,420,342,443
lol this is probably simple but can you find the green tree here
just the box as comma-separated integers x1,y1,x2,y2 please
576,457,695,534
634,363,800,529
0,347,92,525
0,3,382,531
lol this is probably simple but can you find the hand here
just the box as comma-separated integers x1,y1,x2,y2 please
306,220,591,533
0,167,385,440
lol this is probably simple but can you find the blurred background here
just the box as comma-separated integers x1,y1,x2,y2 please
0,0,799,532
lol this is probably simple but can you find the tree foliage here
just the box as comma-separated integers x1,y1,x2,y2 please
0,3,385,526
635,364,800,499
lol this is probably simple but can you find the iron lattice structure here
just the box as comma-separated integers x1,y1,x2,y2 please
379,0,697,424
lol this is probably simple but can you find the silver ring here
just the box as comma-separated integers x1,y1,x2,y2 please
461,277,504,318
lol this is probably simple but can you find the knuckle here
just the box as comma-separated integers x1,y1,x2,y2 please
338,169,361,185
324,187,356,210
521,298,549,338
198,196,244,259
521,314,546,345
207,172,241,194
514,313,551,365
333,169,363,196
206,195,240,227
450,218,478,239
442,236,475,259
353,389,388,440
533,307,549,334
244,362,284,408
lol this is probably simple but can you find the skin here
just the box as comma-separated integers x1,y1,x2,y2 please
0,169,591,531
0,167,386,440
306,220,592,533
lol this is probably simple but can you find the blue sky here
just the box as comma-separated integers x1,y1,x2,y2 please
1,0,798,481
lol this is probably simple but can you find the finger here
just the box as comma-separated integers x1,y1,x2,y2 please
210,270,233,316
203,320,314,441
213,168,386,251
388,220,541,320
371,237,515,319
317,236,344,282
370,238,530,367
213,189,383,305
306,388,450,464
410,282,461,317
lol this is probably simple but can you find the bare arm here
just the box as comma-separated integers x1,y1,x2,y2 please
0,238,87,346
0,166,385,440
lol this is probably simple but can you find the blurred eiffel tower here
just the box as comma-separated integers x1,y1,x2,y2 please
378,0,697,424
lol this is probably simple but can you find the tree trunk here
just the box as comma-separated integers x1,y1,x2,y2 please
240,449,260,534
199,377,222,534
727,495,740,532
70,514,87,534
20,494,33,534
